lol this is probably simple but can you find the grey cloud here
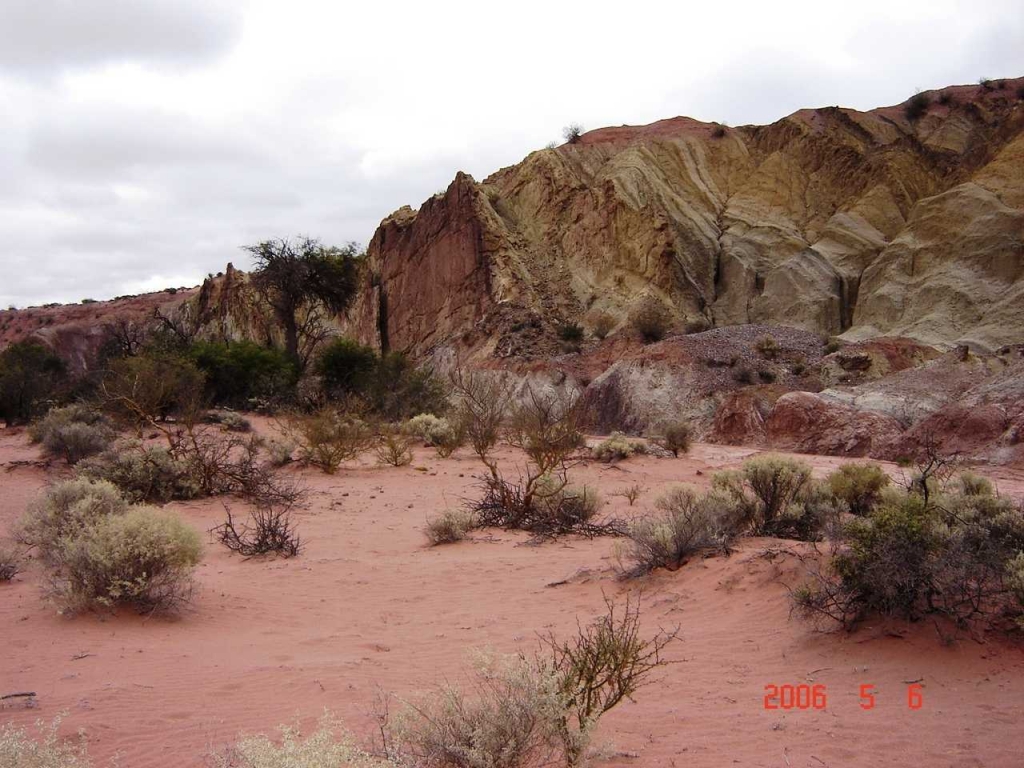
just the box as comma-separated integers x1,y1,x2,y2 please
0,0,242,77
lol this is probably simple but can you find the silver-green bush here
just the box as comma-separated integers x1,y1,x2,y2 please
0,716,92,768
30,405,115,465
425,509,477,545
77,441,199,504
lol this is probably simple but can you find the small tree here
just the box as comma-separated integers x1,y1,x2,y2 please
246,237,361,370
562,123,584,144
0,341,66,425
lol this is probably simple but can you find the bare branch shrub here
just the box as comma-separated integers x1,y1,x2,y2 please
613,483,644,507
376,430,414,467
0,543,22,581
215,502,302,558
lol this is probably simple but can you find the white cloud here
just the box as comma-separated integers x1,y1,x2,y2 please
0,0,1021,307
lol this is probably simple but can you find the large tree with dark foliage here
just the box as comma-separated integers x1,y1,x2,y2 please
244,237,361,370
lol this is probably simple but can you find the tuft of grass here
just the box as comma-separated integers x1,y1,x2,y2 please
425,509,477,545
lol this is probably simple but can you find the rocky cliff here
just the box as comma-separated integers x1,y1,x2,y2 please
348,78,1024,357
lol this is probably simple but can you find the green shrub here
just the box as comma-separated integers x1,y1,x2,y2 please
0,340,67,425
424,509,477,545
51,506,202,612
315,337,378,398
712,455,812,536
620,485,735,575
0,716,92,768
206,410,253,433
77,441,199,504
188,340,296,406
101,353,206,429
17,478,129,565
657,421,691,457
593,432,644,462
827,463,890,516
31,405,115,464
367,352,450,421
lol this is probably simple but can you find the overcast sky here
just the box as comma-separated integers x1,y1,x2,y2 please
1,0,1021,307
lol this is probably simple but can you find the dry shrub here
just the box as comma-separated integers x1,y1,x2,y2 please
655,421,691,457
827,462,890,516
50,506,202,613
589,311,616,340
592,432,644,462
288,409,374,473
449,368,514,463
619,486,736,575
207,410,252,433
613,483,644,507
958,471,993,497
473,476,607,538
17,478,130,565
732,366,754,385
30,405,115,465
0,716,93,768
376,430,413,467
215,502,302,558
754,334,780,360
405,413,447,443
425,509,477,545
630,302,669,343
213,715,379,768
266,439,296,467
78,441,199,504
0,543,22,581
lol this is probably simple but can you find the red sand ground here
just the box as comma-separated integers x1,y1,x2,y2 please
2,427,1024,768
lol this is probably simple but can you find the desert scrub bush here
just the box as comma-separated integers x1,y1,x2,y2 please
589,311,616,340
630,302,670,343
827,462,890,516
957,471,993,497
405,412,446,442
187,340,296,407
391,652,567,767
30,405,115,464
592,432,644,462
563,122,584,143
0,543,22,581
375,430,413,467
904,90,931,121
315,336,378,399
215,501,302,558
0,716,93,768
213,715,379,768
16,478,129,565
712,454,812,536
0,340,67,425
473,476,607,538
50,506,202,612
288,409,374,473
424,509,478,545
732,365,755,385
404,413,463,456
754,334,780,360
77,441,199,504
613,483,644,507
265,438,295,467
99,352,206,432
655,421,691,457
206,410,252,433
823,336,842,354
619,485,735,575
557,322,584,344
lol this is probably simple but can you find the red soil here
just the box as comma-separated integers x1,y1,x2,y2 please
2,427,1024,767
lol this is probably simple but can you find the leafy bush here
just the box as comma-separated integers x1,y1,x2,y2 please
827,463,890,516
17,478,129,565
406,413,464,456
755,334,780,360
405,413,447,443
375,430,413,467
101,352,206,430
0,340,67,425
315,337,379,399
188,340,295,406
289,409,374,473
368,352,450,421
620,485,735,575
50,505,202,612
0,717,92,768
77,441,199,504
592,432,644,462
31,405,115,465
657,421,691,457
425,509,477,545
631,302,670,343
712,455,812,536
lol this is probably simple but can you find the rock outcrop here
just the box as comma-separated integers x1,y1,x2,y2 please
347,78,1024,358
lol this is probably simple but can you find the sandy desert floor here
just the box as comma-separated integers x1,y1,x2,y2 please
2,426,1024,768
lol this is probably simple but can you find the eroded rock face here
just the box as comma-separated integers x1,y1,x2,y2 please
348,79,1024,358
764,392,904,457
